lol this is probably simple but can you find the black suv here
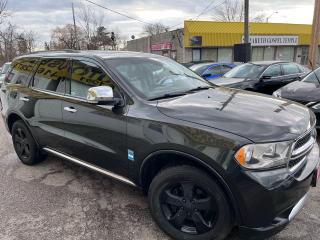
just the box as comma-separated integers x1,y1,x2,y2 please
1,51,319,240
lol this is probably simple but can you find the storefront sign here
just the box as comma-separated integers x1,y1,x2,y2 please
242,35,299,46
190,36,202,46
151,42,172,51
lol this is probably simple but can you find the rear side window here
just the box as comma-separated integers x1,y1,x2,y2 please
6,58,37,85
263,65,282,77
69,60,113,99
33,59,68,93
282,64,300,75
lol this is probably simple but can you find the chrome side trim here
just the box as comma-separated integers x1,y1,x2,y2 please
288,193,309,221
43,147,137,187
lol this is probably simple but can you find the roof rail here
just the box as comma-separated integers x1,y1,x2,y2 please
29,49,81,54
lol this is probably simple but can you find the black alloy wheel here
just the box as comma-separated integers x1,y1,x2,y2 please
12,120,45,165
149,165,232,240
160,182,217,235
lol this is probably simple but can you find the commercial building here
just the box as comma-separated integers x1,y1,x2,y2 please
126,21,318,65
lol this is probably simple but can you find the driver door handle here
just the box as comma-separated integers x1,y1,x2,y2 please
64,106,78,113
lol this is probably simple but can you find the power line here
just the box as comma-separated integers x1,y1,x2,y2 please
169,0,225,30
80,0,153,25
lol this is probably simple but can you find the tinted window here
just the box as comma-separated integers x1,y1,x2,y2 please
33,59,68,93
6,58,37,85
263,65,282,77
206,66,221,75
70,60,113,98
282,64,300,75
190,63,213,75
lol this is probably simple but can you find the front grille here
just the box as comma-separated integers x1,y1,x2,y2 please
289,128,316,171
289,155,305,169
294,132,312,151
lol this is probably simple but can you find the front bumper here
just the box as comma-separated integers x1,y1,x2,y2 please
231,143,319,239
238,193,309,239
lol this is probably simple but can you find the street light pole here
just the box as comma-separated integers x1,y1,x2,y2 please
266,11,278,23
244,0,249,44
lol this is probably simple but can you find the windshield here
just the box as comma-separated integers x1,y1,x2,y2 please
105,57,211,100
302,68,320,84
224,63,265,79
190,63,213,75
1,63,11,74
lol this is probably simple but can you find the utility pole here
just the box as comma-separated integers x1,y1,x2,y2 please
309,0,320,69
72,2,79,50
244,0,249,44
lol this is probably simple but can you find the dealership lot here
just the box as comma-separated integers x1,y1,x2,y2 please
0,118,319,240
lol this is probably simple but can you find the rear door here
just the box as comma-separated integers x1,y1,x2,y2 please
281,63,302,84
26,58,68,150
60,57,128,176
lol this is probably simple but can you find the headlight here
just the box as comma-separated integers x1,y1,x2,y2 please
235,141,293,169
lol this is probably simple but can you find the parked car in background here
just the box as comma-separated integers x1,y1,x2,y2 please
274,67,320,127
190,62,236,80
0,62,11,85
211,61,310,94
1,51,319,240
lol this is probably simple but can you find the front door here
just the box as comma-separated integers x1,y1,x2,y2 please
60,58,128,176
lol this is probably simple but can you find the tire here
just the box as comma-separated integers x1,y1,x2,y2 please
148,165,232,240
12,120,45,165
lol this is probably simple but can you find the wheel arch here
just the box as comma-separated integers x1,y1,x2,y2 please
139,150,241,224
7,112,25,134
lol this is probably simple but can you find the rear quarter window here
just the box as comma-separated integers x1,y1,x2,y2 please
6,58,38,86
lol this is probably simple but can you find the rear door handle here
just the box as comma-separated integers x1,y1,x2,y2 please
64,106,77,113
19,97,29,102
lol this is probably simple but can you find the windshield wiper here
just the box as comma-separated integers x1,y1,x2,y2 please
185,86,212,93
149,92,187,101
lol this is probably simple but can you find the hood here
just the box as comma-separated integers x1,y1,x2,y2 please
211,77,246,86
157,87,315,143
277,81,320,103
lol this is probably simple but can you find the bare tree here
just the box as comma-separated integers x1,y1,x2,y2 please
213,0,266,22
143,23,169,36
0,0,8,24
76,3,104,49
50,24,84,50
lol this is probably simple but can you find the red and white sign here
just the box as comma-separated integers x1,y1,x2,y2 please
151,42,172,51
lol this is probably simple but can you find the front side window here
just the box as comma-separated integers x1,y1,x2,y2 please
224,63,266,79
282,64,300,75
70,60,113,99
6,58,38,85
104,57,210,100
263,65,282,77
33,58,68,93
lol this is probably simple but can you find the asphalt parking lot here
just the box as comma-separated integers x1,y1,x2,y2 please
0,118,319,240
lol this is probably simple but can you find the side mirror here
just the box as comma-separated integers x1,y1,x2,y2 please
87,86,115,104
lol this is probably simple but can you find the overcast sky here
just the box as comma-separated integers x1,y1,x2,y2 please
4,0,316,47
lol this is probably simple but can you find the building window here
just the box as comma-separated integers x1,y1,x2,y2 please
252,47,264,61
264,47,275,61
277,47,294,61
192,49,201,62
201,48,218,62
218,48,233,62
